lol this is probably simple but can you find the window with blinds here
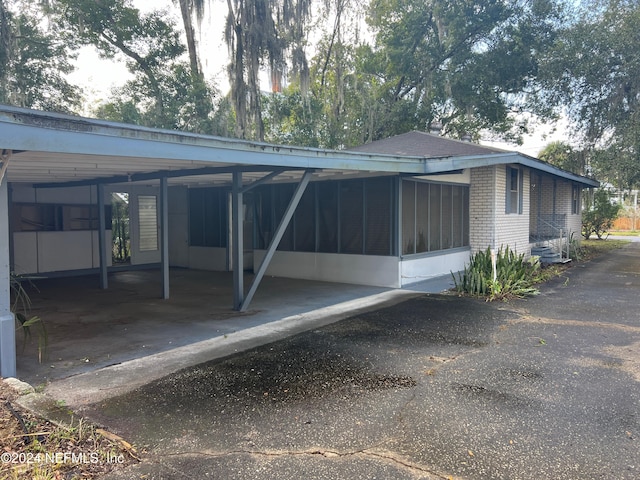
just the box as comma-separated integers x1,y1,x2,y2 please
506,166,523,214
138,195,158,251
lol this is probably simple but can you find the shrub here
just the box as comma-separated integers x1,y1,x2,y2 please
453,246,540,300
582,189,622,239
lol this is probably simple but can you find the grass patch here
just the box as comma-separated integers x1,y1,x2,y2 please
579,238,630,260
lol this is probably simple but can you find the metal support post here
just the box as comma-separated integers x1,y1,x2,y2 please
0,178,16,377
98,183,108,289
232,171,244,310
160,176,170,299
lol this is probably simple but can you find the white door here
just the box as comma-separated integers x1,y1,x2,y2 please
130,189,161,265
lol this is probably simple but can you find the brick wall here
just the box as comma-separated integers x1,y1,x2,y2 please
469,165,531,256
469,166,497,254
494,166,530,255
562,181,583,241
531,174,583,243
470,166,586,257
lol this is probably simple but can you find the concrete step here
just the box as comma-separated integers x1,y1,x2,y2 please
531,246,571,264
531,246,554,256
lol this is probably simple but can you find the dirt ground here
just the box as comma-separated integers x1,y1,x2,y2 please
0,380,137,480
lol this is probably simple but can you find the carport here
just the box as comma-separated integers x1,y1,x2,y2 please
0,105,452,378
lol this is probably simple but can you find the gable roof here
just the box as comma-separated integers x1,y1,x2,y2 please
350,130,506,158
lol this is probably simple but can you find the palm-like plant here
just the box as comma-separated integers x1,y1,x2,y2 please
10,272,46,363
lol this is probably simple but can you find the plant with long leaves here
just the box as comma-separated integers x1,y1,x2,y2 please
11,273,47,363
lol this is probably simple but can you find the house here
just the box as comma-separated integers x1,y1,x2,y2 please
0,105,598,377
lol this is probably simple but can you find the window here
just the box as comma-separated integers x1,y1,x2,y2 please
138,195,158,251
429,184,441,251
11,203,112,232
401,179,469,255
506,166,523,214
415,182,429,253
294,187,316,252
441,185,453,249
452,185,463,248
274,184,295,251
402,181,416,254
572,185,580,214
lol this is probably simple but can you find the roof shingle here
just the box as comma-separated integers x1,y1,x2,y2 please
349,130,507,158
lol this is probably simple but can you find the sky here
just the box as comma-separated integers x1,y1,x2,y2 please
482,117,570,158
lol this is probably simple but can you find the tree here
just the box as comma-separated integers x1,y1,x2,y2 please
49,0,224,133
363,0,565,141
174,0,206,81
0,0,80,112
95,62,234,135
538,141,586,175
224,0,312,140
590,143,640,199
582,188,622,239
262,0,381,149
263,40,387,149
262,0,567,147
538,0,640,190
50,0,185,127
541,0,640,141
173,0,215,131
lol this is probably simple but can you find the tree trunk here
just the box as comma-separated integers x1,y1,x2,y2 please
178,0,202,80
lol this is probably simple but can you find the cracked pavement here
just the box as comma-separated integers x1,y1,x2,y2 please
89,242,640,479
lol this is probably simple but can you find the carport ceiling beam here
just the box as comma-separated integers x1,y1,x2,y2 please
34,166,298,189
240,169,313,312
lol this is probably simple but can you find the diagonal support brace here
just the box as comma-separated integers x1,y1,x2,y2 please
240,170,313,312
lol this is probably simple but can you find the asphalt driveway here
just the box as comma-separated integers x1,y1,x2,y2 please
89,242,640,480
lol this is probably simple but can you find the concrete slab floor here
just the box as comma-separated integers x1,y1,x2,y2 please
15,269,453,388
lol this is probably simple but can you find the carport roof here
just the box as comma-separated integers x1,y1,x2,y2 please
0,105,598,188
